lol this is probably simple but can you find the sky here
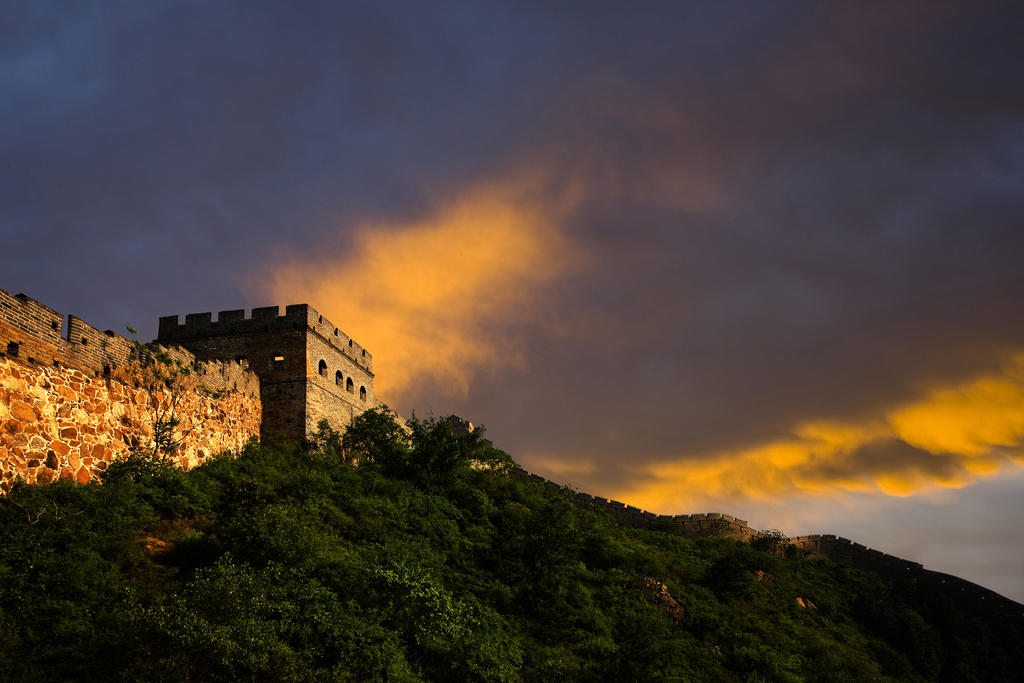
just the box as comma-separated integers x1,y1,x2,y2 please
2,0,1024,602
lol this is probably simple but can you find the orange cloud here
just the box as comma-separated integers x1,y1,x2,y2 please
612,354,1024,512
262,166,586,403
888,358,1024,457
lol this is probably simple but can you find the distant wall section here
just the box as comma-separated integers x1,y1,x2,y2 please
788,534,1022,616
510,467,1023,617
510,467,757,541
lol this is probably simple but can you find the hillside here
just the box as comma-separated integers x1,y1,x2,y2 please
0,408,1021,682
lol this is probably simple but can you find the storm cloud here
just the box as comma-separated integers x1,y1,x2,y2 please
2,0,1023,600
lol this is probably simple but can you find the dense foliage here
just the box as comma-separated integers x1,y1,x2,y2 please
1,408,1020,682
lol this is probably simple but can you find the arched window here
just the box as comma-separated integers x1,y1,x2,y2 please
318,359,328,377
335,370,343,385
273,354,284,371
346,377,354,393
348,339,353,348
359,386,367,401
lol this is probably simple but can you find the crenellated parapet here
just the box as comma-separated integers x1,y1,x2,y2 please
1,287,130,377
157,302,375,441
158,304,372,374
0,286,260,399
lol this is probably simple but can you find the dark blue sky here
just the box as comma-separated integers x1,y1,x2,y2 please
3,0,1024,600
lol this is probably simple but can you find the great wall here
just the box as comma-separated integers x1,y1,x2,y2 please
1,283,1021,617
511,468,1024,617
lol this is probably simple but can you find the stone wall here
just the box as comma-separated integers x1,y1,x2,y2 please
165,324,308,441
0,356,261,492
787,534,1023,616
305,324,376,436
511,467,1024,617
0,286,260,398
510,467,758,541
158,304,376,440
0,285,263,491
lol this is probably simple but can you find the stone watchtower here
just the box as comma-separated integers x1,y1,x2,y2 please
158,304,375,442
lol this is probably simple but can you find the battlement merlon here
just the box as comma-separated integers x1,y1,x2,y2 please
157,303,372,372
1,288,66,341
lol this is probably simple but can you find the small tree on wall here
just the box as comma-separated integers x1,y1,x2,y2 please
118,325,224,458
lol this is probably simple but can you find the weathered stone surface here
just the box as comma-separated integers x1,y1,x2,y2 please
1,288,387,489
159,303,375,442
0,355,261,492
10,401,36,423
643,577,685,623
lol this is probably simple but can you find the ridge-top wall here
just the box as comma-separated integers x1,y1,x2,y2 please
1,286,262,490
0,286,260,396
509,467,757,541
1,287,133,377
510,466,1024,617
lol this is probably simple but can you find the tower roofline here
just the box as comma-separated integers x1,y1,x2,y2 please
158,303,372,373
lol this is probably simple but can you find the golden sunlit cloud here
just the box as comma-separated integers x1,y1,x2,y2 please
614,354,1024,512
889,362,1024,457
263,166,587,402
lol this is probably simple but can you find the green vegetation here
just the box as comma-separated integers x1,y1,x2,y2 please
0,408,1020,682
120,325,226,458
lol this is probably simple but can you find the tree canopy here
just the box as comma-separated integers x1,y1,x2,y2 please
0,407,1020,682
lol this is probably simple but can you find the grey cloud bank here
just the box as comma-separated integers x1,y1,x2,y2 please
2,0,1023,600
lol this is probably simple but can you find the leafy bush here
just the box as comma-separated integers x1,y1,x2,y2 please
0,409,1021,682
